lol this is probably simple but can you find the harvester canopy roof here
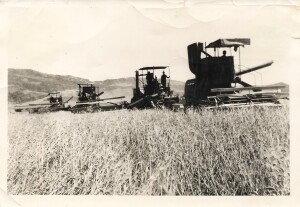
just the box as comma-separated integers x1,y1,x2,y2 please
139,66,168,71
78,83,95,86
48,91,60,94
206,38,251,48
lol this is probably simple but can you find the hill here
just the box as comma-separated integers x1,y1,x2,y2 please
268,82,289,93
8,68,288,104
8,69,89,103
8,69,185,104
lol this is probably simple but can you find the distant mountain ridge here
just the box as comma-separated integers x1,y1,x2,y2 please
8,68,289,104
268,82,289,93
8,69,90,103
8,69,185,103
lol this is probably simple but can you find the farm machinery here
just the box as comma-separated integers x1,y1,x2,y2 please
127,66,180,109
14,91,73,113
184,38,288,109
69,83,127,113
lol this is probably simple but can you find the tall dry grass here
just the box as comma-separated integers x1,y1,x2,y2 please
8,106,289,195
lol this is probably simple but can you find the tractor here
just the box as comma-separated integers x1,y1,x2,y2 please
69,83,126,113
127,66,180,109
14,91,73,113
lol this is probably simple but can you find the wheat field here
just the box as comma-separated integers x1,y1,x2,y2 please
8,106,289,195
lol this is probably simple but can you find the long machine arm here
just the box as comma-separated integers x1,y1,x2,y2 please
99,96,125,101
64,96,73,103
75,96,125,105
29,103,60,106
236,61,273,76
234,60,274,90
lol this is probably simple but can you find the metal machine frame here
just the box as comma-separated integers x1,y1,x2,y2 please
128,66,179,109
184,38,287,109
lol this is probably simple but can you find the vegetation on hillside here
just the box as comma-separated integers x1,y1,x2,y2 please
8,69,185,103
8,69,89,103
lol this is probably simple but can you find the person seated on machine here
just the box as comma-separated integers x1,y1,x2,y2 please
146,71,154,85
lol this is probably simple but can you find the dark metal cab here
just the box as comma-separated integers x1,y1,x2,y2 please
184,38,284,108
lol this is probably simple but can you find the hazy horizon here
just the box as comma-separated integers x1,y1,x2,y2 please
7,67,291,85
7,0,299,85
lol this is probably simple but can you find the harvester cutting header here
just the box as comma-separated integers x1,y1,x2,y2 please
185,38,286,108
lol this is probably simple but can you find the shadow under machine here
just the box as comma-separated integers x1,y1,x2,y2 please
69,83,126,113
128,66,180,109
184,38,288,109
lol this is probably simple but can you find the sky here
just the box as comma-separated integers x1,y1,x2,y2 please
7,0,300,85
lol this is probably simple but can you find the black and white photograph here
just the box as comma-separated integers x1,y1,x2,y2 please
0,0,299,206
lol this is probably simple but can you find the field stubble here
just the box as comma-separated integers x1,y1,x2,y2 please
8,106,289,195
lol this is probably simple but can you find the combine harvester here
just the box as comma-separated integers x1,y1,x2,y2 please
14,91,73,113
127,66,181,110
184,38,288,109
69,83,127,113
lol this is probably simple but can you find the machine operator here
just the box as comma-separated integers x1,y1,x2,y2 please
161,71,169,89
146,71,154,85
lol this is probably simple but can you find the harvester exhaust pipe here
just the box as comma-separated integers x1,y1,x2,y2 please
187,43,202,75
236,60,273,76
135,70,139,90
187,43,212,75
